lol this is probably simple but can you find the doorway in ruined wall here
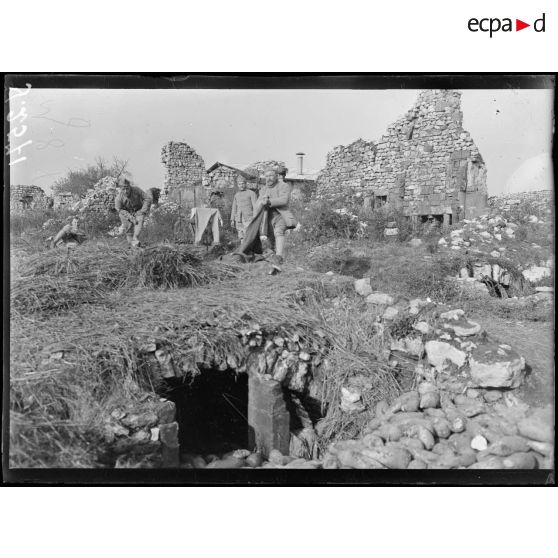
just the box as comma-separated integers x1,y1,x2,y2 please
165,370,250,456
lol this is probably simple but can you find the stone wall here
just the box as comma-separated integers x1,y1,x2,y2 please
316,90,488,220
244,160,285,183
316,138,376,195
161,141,206,206
53,192,78,210
10,185,49,211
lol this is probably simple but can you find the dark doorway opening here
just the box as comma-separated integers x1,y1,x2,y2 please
164,370,249,456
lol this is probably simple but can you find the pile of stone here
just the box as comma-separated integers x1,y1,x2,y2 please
102,397,179,468
434,210,553,297
179,448,321,470
321,282,553,469
489,190,552,214
323,392,553,470
72,176,118,213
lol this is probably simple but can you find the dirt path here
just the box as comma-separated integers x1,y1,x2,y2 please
471,314,554,407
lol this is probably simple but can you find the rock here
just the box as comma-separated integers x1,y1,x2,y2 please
471,435,488,451
366,292,394,306
440,309,465,320
419,391,440,410
206,457,245,469
354,278,373,296
232,449,251,459
522,266,551,283
383,306,399,320
156,400,176,424
245,453,264,467
443,317,481,337
459,268,470,279
413,321,431,334
159,422,179,447
483,390,503,403
341,387,365,413
110,409,126,420
502,452,537,469
518,406,553,442
424,340,467,369
409,238,422,247
150,427,160,442
469,342,525,388
468,456,504,469
131,430,150,443
121,411,159,430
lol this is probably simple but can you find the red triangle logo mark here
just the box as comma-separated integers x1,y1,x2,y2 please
516,19,530,31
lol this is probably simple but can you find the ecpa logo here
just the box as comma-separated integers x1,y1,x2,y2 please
468,13,546,37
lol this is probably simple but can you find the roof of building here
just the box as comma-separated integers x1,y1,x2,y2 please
206,162,257,179
207,161,320,182
285,170,320,182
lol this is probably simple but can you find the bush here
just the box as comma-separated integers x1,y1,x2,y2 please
81,210,121,239
358,205,414,242
299,201,362,244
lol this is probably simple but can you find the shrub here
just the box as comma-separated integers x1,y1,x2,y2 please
358,205,414,242
299,201,362,244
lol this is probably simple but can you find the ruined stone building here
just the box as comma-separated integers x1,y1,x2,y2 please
316,90,488,223
161,142,318,208
9,185,50,211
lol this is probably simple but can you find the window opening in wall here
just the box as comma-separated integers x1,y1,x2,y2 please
375,195,387,207
420,214,445,225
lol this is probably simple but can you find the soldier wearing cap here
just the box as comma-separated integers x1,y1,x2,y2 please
114,177,152,247
256,166,297,263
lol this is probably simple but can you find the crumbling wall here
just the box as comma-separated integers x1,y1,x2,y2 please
161,141,205,206
10,185,49,211
316,90,487,220
244,160,285,183
315,139,376,196
53,192,78,210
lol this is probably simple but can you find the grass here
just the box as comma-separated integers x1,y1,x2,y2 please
11,241,242,315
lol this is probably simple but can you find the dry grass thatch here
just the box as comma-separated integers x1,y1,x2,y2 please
11,242,242,314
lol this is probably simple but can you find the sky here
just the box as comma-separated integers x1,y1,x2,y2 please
8,87,555,196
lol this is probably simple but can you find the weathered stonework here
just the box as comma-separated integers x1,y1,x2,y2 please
10,185,49,211
244,160,285,182
53,192,78,210
161,141,206,205
316,90,488,221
